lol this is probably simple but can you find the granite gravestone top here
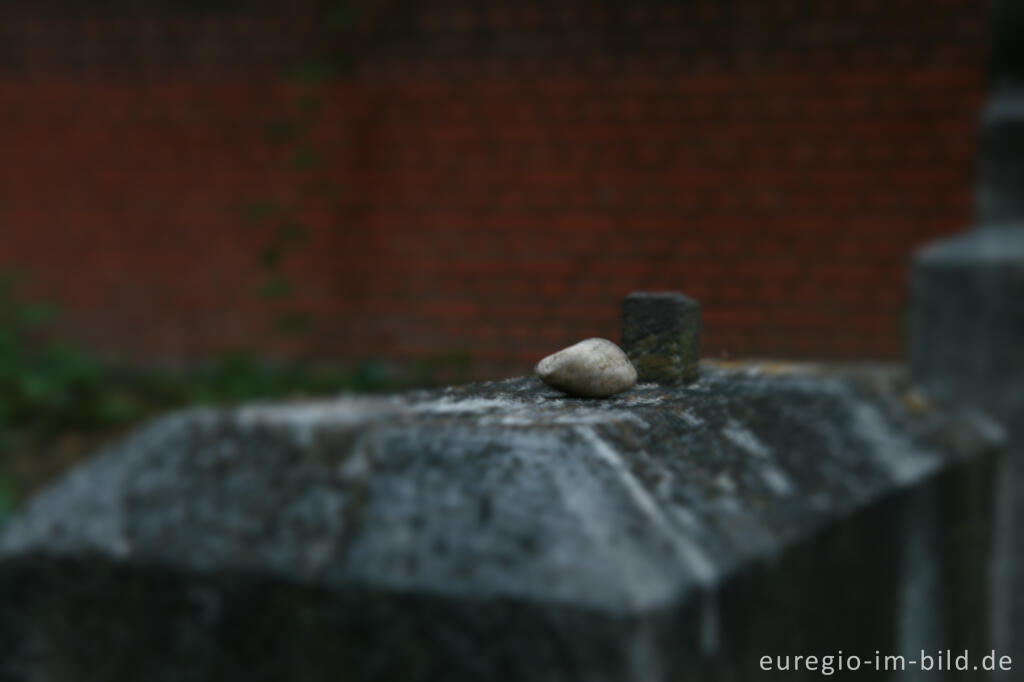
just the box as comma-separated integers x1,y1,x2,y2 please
0,363,1004,681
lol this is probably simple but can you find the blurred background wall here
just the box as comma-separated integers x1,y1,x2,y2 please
0,0,988,379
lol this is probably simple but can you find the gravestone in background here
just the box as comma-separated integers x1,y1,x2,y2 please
910,0,1024,661
979,0,1024,225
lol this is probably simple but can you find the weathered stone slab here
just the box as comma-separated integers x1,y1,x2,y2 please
621,292,700,384
0,364,1004,681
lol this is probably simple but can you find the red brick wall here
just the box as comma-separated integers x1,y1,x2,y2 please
0,0,988,377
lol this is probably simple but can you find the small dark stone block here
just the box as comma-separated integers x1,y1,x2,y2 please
621,291,700,384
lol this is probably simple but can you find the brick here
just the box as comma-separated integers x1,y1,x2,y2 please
0,0,986,372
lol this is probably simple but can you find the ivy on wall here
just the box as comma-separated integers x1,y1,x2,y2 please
245,0,355,340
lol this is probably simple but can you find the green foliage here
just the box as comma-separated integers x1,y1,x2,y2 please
0,275,139,441
0,272,465,510
274,312,313,334
242,201,281,224
321,0,352,30
245,1,354,342
255,274,294,300
181,352,393,405
290,147,321,171
0,274,425,429
411,351,472,387
265,118,300,145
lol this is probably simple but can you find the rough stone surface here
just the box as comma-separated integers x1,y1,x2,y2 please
535,337,637,398
621,292,700,385
0,363,1003,681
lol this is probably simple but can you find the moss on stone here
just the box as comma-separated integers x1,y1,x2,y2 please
627,333,698,384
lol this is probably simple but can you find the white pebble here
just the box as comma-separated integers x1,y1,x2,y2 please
535,338,638,398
